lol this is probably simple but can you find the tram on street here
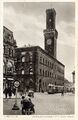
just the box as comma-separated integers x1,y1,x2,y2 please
47,84,64,94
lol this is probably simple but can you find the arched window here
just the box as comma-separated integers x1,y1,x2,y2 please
22,56,25,62
7,61,13,72
22,70,24,74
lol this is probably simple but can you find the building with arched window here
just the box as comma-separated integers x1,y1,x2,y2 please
3,26,17,90
15,8,65,92
15,46,64,92
3,8,65,92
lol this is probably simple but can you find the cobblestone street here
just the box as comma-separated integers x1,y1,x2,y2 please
3,92,74,115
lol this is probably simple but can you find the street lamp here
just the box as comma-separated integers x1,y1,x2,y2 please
12,72,20,110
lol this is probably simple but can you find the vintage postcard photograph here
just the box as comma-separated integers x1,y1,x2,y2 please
3,2,75,116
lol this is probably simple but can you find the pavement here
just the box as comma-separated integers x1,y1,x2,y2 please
3,92,75,115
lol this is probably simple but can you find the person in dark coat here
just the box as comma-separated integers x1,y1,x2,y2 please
4,87,8,98
21,96,30,115
8,87,12,98
12,87,16,96
28,98,35,113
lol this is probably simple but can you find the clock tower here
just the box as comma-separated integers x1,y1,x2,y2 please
43,8,58,58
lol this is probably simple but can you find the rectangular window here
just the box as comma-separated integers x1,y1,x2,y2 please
45,60,47,65
40,57,42,63
48,71,49,77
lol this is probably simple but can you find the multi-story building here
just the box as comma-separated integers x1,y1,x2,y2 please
3,26,17,90
15,46,64,92
15,8,65,92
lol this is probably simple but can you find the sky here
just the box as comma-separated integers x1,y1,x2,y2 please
3,2,75,82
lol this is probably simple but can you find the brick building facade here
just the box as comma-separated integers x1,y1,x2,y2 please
15,46,64,92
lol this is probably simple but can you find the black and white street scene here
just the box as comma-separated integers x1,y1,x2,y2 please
3,2,75,115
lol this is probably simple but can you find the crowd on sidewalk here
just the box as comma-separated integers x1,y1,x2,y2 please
3,86,16,99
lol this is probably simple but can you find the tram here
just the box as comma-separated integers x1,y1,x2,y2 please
47,84,64,94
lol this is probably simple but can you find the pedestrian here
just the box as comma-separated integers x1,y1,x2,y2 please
28,98,35,114
8,87,12,99
3,87,8,98
12,87,16,96
21,95,30,115
61,89,64,96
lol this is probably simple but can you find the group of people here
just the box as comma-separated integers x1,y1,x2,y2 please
21,95,35,115
3,87,16,98
3,87,35,115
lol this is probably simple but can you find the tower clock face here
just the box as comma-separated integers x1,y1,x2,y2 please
47,39,52,45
